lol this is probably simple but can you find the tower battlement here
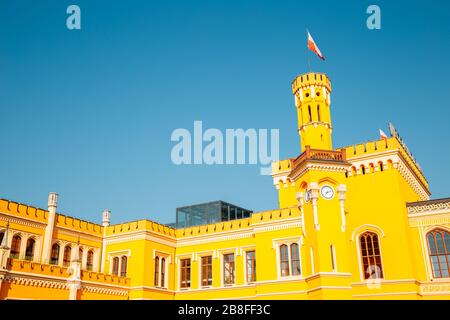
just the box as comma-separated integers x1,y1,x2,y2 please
292,72,331,94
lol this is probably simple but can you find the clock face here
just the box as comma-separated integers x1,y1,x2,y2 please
320,185,335,200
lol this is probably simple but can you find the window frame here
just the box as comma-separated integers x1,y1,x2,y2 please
179,258,191,289
273,237,303,280
426,229,450,279
245,250,256,283
222,253,235,286
200,255,213,287
358,231,384,281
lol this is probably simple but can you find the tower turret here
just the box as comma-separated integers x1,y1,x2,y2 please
292,72,333,152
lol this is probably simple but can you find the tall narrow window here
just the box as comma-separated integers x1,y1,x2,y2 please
112,257,119,275
317,105,321,122
360,232,383,279
280,244,290,277
63,246,72,267
330,245,336,272
25,238,35,261
290,243,301,276
180,258,191,288
160,258,166,287
0,232,4,244
223,253,235,285
201,256,213,287
154,256,160,286
246,251,256,283
120,256,128,277
79,248,83,264
10,235,21,259
87,250,94,271
308,105,312,122
427,229,450,278
50,243,60,265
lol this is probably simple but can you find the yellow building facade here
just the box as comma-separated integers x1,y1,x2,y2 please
1,72,449,300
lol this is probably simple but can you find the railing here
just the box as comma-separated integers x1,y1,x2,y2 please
293,146,346,168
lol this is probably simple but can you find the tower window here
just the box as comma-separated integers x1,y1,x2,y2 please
427,229,450,278
112,257,119,275
63,245,71,267
308,106,312,122
25,238,35,261
50,243,60,265
317,105,321,122
10,235,21,259
290,243,301,276
360,232,384,280
306,92,310,98
87,250,94,271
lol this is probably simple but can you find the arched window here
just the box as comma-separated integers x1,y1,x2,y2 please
63,246,71,267
87,250,94,271
361,165,366,175
290,243,301,276
25,238,35,261
79,248,83,261
379,161,384,172
120,256,128,277
427,229,450,278
317,105,321,122
161,258,166,287
360,232,383,279
0,231,4,245
10,235,22,259
280,244,290,277
51,243,60,265
154,256,160,286
308,105,312,122
112,257,119,275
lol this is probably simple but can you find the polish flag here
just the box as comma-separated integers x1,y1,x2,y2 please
379,129,388,140
307,31,325,61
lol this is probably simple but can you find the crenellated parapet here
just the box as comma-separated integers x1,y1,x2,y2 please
0,199,48,225
344,137,430,200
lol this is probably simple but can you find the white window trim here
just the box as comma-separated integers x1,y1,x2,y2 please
153,250,171,289
108,249,131,276
176,253,194,291
243,247,256,284
422,226,450,281
218,248,238,287
195,250,214,289
272,237,303,280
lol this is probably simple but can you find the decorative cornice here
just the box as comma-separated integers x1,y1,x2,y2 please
407,199,450,215
0,213,46,229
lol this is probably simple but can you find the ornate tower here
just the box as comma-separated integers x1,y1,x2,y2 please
292,72,332,152
272,72,352,298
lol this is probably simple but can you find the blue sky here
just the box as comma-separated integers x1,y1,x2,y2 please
0,0,449,225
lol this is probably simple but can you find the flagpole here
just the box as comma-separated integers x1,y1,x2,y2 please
306,28,312,73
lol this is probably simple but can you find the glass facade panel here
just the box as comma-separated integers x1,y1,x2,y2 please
175,201,252,228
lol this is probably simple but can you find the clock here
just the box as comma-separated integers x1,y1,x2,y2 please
320,185,335,200
305,190,311,202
